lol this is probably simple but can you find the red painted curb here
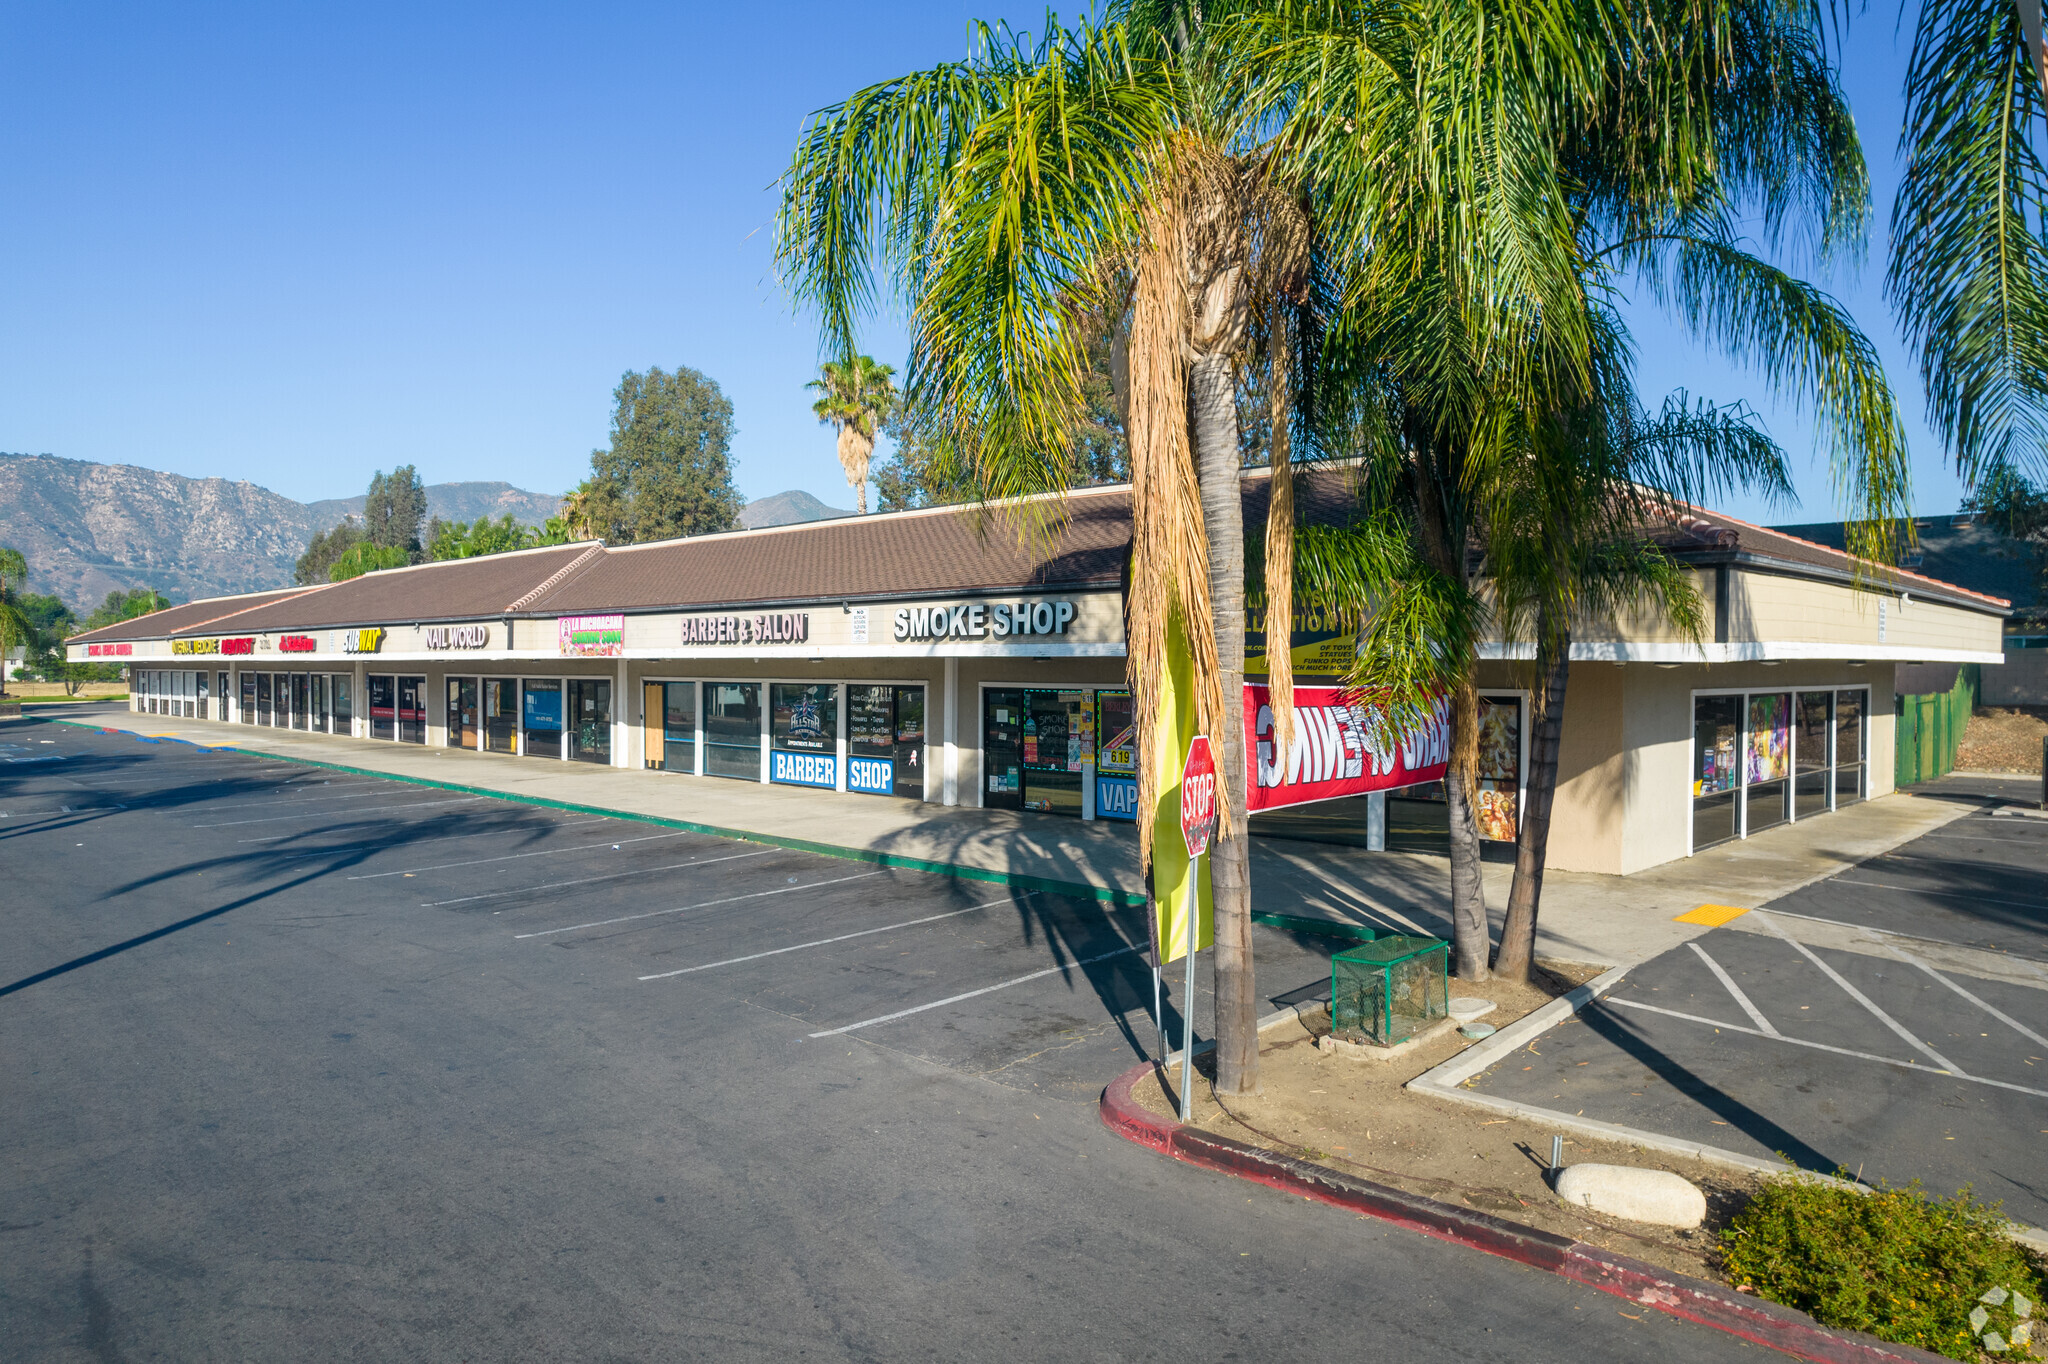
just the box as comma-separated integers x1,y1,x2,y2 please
1100,1061,1948,1364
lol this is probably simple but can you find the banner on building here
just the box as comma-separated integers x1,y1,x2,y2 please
559,614,625,657
1244,683,1451,813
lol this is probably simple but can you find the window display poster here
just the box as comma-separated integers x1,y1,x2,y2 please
1747,693,1790,783
1474,698,1521,841
1062,691,1090,772
1096,690,1137,774
523,686,563,731
1245,682,1452,812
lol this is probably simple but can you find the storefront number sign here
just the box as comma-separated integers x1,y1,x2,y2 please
559,614,625,657
1245,683,1452,812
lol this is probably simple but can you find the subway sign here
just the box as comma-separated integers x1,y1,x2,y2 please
770,750,838,789
893,598,1075,641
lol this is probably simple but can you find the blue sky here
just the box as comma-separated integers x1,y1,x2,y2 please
0,2,1963,525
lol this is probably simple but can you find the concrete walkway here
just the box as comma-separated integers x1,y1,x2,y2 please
46,704,1979,969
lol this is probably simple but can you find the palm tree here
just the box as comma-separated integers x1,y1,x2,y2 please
1248,0,1913,979
1891,0,2048,489
808,356,898,515
0,546,34,696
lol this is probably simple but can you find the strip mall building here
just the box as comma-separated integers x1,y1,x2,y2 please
67,470,2007,874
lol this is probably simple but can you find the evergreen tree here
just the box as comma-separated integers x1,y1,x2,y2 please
363,466,428,557
295,517,366,585
572,366,743,543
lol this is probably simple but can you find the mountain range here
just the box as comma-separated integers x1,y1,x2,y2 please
0,452,848,610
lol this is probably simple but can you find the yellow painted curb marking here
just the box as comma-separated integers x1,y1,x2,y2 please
1675,903,1751,927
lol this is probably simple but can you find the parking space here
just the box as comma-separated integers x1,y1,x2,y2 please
1469,777,2048,1227
3,723,1339,1099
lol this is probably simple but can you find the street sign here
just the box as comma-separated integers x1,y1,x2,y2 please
1180,734,1217,859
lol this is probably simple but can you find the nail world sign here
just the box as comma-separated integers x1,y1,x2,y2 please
1245,682,1451,812
559,614,624,657
425,624,489,650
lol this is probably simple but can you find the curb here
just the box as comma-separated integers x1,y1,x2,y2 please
1099,1061,1950,1364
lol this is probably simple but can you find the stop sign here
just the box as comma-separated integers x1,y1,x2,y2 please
1179,734,1218,858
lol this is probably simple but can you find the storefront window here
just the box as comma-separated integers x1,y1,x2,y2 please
368,675,395,741
1692,695,1741,851
1094,689,1138,822
1745,692,1791,833
241,672,257,724
770,683,838,787
217,672,230,722
521,680,562,758
273,672,292,728
332,674,353,735
484,678,517,753
1794,691,1832,819
847,684,925,800
1475,697,1521,841
1834,690,1864,806
292,674,311,731
983,689,1089,817
705,682,762,780
257,672,275,727
196,672,208,720
448,678,478,749
645,681,696,773
568,679,612,764
397,676,425,744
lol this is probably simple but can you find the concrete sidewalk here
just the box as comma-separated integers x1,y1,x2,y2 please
43,704,1980,969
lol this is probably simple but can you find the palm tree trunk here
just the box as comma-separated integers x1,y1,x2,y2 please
1191,349,1258,1096
1494,624,1570,983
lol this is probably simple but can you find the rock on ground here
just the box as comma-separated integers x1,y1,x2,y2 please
1554,1164,1707,1229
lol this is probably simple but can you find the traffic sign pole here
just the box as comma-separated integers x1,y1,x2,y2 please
1179,846,1199,1120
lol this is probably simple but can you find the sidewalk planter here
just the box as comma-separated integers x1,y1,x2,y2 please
1331,935,1448,1046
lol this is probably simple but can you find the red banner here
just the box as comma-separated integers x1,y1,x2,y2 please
1245,682,1450,812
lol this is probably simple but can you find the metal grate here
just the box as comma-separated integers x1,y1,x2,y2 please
1331,935,1449,1045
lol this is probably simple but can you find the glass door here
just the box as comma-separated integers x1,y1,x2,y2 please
982,689,1024,810
273,673,291,727
521,680,562,758
847,685,925,799
368,675,396,740
704,682,762,780
196,672,209,720
257,672,274,727
1745,692,1791,833
332,674,353,735
312,675,329,732
568,678,612,764
646,681,696,773
217,672,230,722
241,672,256,724
448,678,479,749
292,674,311,730
1691,695,1741,851
484,679,518,753
1834,690,1865,806
397,676,426,743
1019,689,1085,816
1794,691,1833,819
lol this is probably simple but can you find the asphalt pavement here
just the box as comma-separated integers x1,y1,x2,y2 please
0,718,1777,1361
1468,776,2048,1228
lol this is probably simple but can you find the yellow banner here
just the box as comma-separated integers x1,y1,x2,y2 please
1153,609,1213,964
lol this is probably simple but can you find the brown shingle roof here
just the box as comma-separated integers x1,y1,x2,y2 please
1653,505,2010,613
66,585,331,645
192,543,606,632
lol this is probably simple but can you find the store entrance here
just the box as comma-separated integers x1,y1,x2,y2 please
848,684,925,800
484,679,518,753
982,688,1087,816
448,678,479,749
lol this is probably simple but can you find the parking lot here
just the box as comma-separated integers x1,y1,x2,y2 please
1470,776,2048,1227
9,718,1778,1362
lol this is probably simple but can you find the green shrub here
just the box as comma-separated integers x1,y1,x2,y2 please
1721,1175,2045,1360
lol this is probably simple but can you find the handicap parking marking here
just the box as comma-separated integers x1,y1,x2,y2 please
1686,940,1779,1036
1878,940,2048,1051
1674,903,1751,927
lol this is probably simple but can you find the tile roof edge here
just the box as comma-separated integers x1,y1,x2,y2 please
603,483,1137,555
504,543,608,613
65,583,337,644
1692,504,2012,609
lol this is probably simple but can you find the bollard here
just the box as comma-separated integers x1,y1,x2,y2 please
1551,1135,1564,1170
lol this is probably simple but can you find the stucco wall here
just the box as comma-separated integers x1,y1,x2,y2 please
1542,662,1627,875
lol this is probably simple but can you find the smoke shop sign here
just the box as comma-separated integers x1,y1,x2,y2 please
426,624,489,650
893,598,1075,641
679,612,810,646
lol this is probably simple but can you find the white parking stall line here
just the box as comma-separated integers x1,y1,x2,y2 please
197,788,399,815
1881,943,2048,1050
1826,878,2046,913
1605,998,2048,1100
1686,941,1780,1036
423,848,778,907
350,829,697,880
191,796,489,828
807,944,1142,1039
513,870,887,938
1755,911,1967,1076
638,894,1022,980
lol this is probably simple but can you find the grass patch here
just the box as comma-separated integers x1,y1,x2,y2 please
1721,1175,2044,1360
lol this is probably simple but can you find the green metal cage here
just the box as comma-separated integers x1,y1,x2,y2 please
1330,935,1449,1046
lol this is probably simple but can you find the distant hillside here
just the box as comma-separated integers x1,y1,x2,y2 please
741,489,854,529
0,452,564,611
309,481,563,531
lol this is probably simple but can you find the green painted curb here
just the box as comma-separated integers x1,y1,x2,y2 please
58,717,1152,910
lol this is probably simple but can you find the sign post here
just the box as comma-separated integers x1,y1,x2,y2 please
1176,734,1218,1121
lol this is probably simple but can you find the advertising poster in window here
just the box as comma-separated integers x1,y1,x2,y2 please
1474,698,1521,841
1244,597,1356,678
558,614,625,657
1244,682,1452,812
1747,693,1790,783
